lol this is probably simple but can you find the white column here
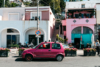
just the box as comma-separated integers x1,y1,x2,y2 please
20,33,25,45
0,33,1,48
81,26,83,34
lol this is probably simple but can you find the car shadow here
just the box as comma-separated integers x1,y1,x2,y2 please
15,58,58,62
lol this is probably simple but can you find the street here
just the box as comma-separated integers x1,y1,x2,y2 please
0,50,100,67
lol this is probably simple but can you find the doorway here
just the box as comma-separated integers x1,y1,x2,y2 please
7,35,20,48
74,38,80,49
29,35,44,46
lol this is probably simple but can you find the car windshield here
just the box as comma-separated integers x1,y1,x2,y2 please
33,44,40,49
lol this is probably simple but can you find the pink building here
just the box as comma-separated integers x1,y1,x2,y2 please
62,8,96,48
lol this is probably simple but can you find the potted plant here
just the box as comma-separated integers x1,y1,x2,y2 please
18,48,25,56
66,38,68,42
71,48,77,56
79,13,81,18
83,48,96,56
56,34,59,41
0,48,10,57
84,13,87,18
11,44,19,48
65,48,71,56
65,48,77,56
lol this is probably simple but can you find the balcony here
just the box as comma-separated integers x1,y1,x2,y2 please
66,9,96,19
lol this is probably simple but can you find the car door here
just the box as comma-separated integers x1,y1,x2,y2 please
50,43,61,58
33,43,51,58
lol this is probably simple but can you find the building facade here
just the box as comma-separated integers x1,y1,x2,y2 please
64,0,100,2
61,1,100,48
96,3,100,42
0,6,55,48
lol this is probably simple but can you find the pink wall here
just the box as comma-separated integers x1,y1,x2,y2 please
62,20,66,26
25,12,30,20
42,10,49,20
25,10,49,20
66,18,96,43
64,31,66,36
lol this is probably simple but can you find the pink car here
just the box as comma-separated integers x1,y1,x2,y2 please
22,42,65,61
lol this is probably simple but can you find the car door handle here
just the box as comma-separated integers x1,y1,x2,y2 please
48,50,51,51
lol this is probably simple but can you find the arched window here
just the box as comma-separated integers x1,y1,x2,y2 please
72,27,81,34
7,29,19,33
83,27,93,34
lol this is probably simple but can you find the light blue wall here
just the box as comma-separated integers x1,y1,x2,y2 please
72,34,92,47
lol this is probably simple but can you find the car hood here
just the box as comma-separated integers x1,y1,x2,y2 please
24,48,35,52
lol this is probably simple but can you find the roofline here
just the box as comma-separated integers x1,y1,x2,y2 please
0,6,50,9
66,8,95,10
96,3,100,4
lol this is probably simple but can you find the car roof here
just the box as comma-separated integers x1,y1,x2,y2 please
41,42,61,44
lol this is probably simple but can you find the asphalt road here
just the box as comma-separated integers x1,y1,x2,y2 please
0,53,100,67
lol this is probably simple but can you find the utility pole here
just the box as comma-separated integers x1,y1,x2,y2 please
53,1,55,15
4,0,5,7
37,0,39,45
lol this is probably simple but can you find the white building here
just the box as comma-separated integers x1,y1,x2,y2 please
9,0,32,2
0,6,55,48
66,1,100,9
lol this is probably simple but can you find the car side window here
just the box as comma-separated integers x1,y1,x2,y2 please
38,43,50,49
52,43,61,49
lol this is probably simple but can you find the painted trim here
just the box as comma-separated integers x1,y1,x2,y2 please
26,9,49,12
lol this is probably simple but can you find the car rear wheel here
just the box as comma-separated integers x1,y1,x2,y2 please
25,54,33,61
56,55,63,61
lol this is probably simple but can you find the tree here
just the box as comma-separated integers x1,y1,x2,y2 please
23,1,30,6
30,0,37,6
0,0,4,7
40,0,61,14
0,0,10,7
5,0,10,7
10,2,18,7
60,0,65,12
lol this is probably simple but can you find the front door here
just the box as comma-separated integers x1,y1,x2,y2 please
74,38,80,49
7,35,20,48
29,35,44,45
33,43,51,58
29,35,37,45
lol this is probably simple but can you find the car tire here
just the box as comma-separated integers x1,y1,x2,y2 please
25,54,33,61
56,55,63,61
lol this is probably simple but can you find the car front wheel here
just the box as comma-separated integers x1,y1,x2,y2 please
56,55,63,61
25,54,33,61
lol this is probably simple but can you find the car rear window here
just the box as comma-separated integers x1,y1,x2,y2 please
52,43,61,49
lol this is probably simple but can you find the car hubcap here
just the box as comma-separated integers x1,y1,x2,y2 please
57,56,62,61
26,56,32,61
